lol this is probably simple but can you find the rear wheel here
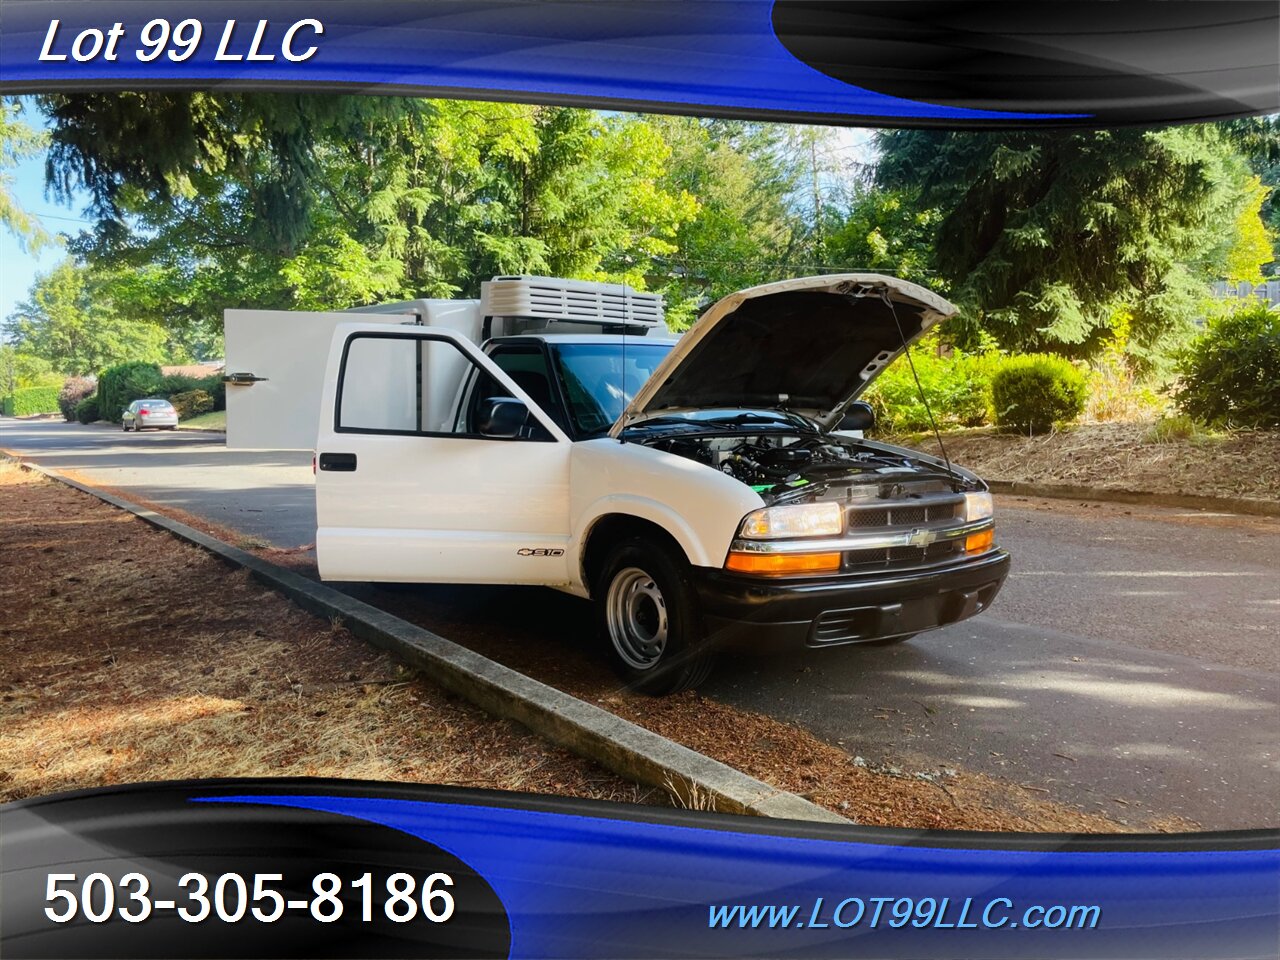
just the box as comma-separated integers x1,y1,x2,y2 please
594,536,715,695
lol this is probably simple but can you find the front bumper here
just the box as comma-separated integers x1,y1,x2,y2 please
693,549,1010,650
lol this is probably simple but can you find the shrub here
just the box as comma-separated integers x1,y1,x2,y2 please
865,347,1000,433
990,354,1088,434
160,373,203,395
97,361,164,423
169,389,214,420
2,385,61,417
1084,349,1169,423
58,377,97,421
1175,303,1280,429
195,373,227,411
74,394,101,424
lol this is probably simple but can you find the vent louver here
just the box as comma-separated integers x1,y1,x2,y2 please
481,276,663,327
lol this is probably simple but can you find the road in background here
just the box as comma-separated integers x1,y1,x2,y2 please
3,418,1276,829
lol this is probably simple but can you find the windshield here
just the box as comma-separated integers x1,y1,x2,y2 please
550,342,673,436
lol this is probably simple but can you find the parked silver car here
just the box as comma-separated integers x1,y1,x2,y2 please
122,398,179,431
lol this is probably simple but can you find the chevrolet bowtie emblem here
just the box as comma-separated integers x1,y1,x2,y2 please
906,528,937,548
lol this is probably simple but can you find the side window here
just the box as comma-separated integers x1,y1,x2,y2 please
337,335,421,432
337,333,554,440
462,346,562,438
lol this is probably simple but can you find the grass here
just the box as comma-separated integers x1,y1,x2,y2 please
181,409,226,431
1144,414,1221,445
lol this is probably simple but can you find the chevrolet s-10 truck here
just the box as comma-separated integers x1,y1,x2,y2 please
224,274,1009,693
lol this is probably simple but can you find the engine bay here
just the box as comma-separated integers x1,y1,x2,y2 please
639,431,964,504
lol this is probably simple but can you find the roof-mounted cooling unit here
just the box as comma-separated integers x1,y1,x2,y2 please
481,276,664,332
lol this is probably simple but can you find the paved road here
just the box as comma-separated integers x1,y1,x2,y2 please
4,418,1277,829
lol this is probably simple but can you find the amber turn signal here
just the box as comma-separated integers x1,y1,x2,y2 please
965,529,995,555
725,551,842,576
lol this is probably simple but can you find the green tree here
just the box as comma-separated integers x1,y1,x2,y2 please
46,94,697,332
822,187,942,291
875,125,1261,358
5,259,168,375
1222,175,1275,282
645,117,801,325
0,344,58,396
0,97,50,250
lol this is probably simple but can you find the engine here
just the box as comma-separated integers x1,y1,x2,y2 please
643,432,953,503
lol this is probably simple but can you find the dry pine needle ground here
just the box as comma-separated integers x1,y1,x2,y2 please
0,461,1180,832
0,462,651,806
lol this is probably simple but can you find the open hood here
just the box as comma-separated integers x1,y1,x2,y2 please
610,274,958,435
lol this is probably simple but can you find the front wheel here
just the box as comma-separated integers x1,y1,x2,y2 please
594,536,715,695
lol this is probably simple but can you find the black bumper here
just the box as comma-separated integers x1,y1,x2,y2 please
693,550,1011,650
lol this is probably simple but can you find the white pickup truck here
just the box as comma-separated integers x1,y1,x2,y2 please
225,274,1009,693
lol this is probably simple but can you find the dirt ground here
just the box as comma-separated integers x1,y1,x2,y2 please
3,462,1191,834
896,422,1280,504
0,462,653,807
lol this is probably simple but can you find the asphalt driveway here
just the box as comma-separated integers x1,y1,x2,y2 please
3,417,1276,830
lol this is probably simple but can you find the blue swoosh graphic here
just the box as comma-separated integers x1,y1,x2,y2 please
198,794,1278,959
0,1,1084,122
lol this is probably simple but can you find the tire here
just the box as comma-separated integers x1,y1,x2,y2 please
121,422,129,432
594,535,715,695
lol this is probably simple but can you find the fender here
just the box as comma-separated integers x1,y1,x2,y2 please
570,495,712,595
567,438,764,595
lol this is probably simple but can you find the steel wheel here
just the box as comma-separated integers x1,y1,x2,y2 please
605,566,669,670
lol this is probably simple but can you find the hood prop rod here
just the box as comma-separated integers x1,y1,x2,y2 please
878,288,961,493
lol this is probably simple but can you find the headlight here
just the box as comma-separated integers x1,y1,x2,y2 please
739,502,844,539
962,491,994,522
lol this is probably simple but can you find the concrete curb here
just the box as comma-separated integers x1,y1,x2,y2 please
9,457,847,824
989,480,1280,519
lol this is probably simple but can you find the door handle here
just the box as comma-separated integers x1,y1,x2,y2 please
318,452,357,472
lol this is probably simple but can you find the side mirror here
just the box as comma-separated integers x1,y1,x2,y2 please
838,401,875,432
477,397,529,438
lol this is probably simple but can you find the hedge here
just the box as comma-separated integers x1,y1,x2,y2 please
169,389,215,419
2,385,61,417
990,354,1088,434
97,361,164,423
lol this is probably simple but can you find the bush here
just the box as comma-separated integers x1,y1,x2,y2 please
157,372,225,410
160,373,203,395
990,354,1088,434
58,377,97,421
865,347,1000,433
1175,303,1280,429
196,373,227,411
97,361,164,423
1084,349,1169,423
74,394,101,424
2,385,61,417
169,389,214,420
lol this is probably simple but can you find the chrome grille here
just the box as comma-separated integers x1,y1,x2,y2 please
845,538,967,571
842,493,968,571
847,494,963,528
